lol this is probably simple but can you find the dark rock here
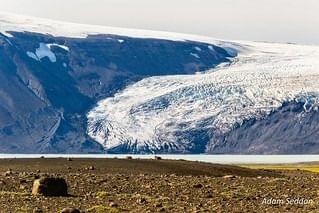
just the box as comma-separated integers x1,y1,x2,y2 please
126,156,133,160
193,183,203,188
206,193,213,198
32,177,68,196
159,207,166,212
155,156,162,160
33,174,40,179
109,202,118,207
61,208,81,213
138,197,148,204
67,158,73,161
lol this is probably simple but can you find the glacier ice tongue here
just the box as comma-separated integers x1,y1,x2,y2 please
87,40,319,152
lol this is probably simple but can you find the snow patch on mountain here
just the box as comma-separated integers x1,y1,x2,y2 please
47,43,69,52
87,41,319,151
26,51,39,61
26,43,69,62
190,53,200,59
194,47,202,51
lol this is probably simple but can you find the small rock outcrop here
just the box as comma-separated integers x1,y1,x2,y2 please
155,156,162,160
32,177,68,196
193,183,203,188
61,207,81,213
109,202,118,207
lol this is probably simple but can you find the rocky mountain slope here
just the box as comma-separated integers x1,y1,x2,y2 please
1,13,319,154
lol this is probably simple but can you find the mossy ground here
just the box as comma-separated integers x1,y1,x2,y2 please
241,164,319,173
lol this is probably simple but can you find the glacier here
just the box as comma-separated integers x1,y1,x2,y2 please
87,41,319,153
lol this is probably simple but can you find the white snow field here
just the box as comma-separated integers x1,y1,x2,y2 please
0,12,221,43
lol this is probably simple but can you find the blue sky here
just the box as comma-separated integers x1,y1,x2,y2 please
1,0,319,44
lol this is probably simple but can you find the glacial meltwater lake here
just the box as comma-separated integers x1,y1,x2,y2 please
0,154,318,164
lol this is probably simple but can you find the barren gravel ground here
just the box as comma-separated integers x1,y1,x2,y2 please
0,158,318,212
